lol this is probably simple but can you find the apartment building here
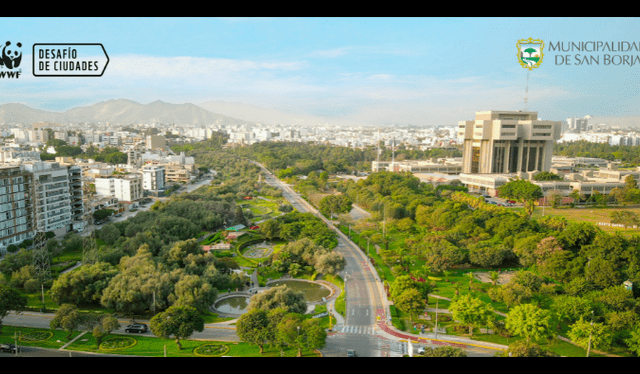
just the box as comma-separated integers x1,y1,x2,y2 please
146,135,166,150
0,165,34,252
142,165,165,192
95,174,143,203
21,161,82,236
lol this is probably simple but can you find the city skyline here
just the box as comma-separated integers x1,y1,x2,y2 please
2,17,640,127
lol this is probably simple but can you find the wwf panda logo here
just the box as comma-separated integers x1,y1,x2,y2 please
0,41,22,69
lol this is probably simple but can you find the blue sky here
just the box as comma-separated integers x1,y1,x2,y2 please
2,17,640,126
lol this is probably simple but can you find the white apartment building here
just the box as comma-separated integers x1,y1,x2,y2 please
95,174,143,203
142,165,165,191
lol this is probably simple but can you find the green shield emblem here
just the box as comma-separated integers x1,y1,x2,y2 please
517,38,544,70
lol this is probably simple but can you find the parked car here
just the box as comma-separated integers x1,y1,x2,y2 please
417,346,426,355
125,323,148,333
0,343,20,353
347,349,356,357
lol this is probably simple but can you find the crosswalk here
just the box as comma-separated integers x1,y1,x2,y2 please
339,325,377,335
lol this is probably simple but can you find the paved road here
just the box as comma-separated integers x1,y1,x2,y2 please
255,163,403,357
255,162,505,357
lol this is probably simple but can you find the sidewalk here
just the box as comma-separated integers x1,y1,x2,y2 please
373,318,508,352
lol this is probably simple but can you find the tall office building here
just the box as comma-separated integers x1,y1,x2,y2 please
458,111,561,174
0,165,34,252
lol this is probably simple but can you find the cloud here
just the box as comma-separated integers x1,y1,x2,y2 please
106,54,303,78
366,74,393,80
307,47,352,58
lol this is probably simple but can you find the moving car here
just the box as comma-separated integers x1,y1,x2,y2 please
0,343,20,353
347,349,356,357
125,323,148,333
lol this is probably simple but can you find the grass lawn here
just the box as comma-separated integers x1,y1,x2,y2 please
0,325,83,350
1,324,321,357
531,205,640,236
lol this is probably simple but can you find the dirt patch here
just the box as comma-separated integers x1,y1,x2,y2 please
473,271,516,286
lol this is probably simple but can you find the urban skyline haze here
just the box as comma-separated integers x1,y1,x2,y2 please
2,17,640,127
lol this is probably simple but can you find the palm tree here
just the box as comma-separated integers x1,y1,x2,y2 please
443,270,452,282
464,272,475,287
488,271,500,286
452,282,461,296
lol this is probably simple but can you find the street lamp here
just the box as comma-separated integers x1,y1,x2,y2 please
587,310,594,357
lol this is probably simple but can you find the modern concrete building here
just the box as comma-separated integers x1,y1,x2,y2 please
146,135,166,150
0,165,34,253
458,111,561,174
95,174,143,203
21,161,82,236
142,165,165,192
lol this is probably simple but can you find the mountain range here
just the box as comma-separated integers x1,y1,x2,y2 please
0,98,371,128
0,99,254,126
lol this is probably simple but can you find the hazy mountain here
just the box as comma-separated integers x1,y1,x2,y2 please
0,103,64,124
198,100,366,127
0,99,253,126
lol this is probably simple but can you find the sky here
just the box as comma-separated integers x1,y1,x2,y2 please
2,17,640,127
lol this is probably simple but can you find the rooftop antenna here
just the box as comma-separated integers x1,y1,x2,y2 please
524,71,530,111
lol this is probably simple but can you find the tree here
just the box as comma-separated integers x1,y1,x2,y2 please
318,194,352,218
50,304,84,341
610,210,640,228
87,313,120,347
625,323,640,357
418,346,467,357
498,178,543,217
50,262,118,306
276,313,306,357
248,285,306,314
168,274,218,313
100,247,181,314
567,317,613,355
505,303,554,345
260,219,281,240
503,341,559,357
0,285,27,334
449,294,494,335
390,275,417,301
149,305,204,350
489,271,500,286
423,239,466,274
394,288,426,322
314,251,345,275
236,308,271,354
98,223,121,245
275,312,326,357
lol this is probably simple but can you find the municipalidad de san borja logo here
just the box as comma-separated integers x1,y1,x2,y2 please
517,38,544,70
